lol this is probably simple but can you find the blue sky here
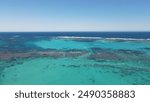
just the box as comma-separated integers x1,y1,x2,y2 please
0,0,150,31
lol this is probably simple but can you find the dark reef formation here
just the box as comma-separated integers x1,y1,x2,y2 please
0,50,87,60
143,47,150,50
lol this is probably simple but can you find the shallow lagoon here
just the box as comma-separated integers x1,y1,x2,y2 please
31,38,150,51
0,32,150,85
1,55,150,85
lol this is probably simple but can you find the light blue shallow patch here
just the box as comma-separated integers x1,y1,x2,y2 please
28,38,150,52
0,40,4,46
0,58,130,85
0,57,150,85
94,40,150,50
29,39,89,50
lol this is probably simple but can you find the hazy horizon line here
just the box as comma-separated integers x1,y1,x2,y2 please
0,31,150,33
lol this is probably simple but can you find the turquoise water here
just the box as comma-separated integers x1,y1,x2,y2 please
0,36,150,85
0,32,150,85
30,38,150,55
0,40,4,46
30,38,150,50
1,57,130,84
1,55,150,84
28,39,89,50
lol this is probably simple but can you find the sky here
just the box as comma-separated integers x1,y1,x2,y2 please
0,0,150,32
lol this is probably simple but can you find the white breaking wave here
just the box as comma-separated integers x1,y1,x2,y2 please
54,36,150,41
55,36,102,39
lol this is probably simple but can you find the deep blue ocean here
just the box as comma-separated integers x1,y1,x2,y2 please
0,32,150,39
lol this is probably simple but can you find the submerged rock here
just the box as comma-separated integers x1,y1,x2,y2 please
88,52,120,61
143,47,150,50
120,67,150,77
117,49,144,55
72,38,97,42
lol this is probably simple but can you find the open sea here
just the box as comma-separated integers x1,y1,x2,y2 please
0,32,150,85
